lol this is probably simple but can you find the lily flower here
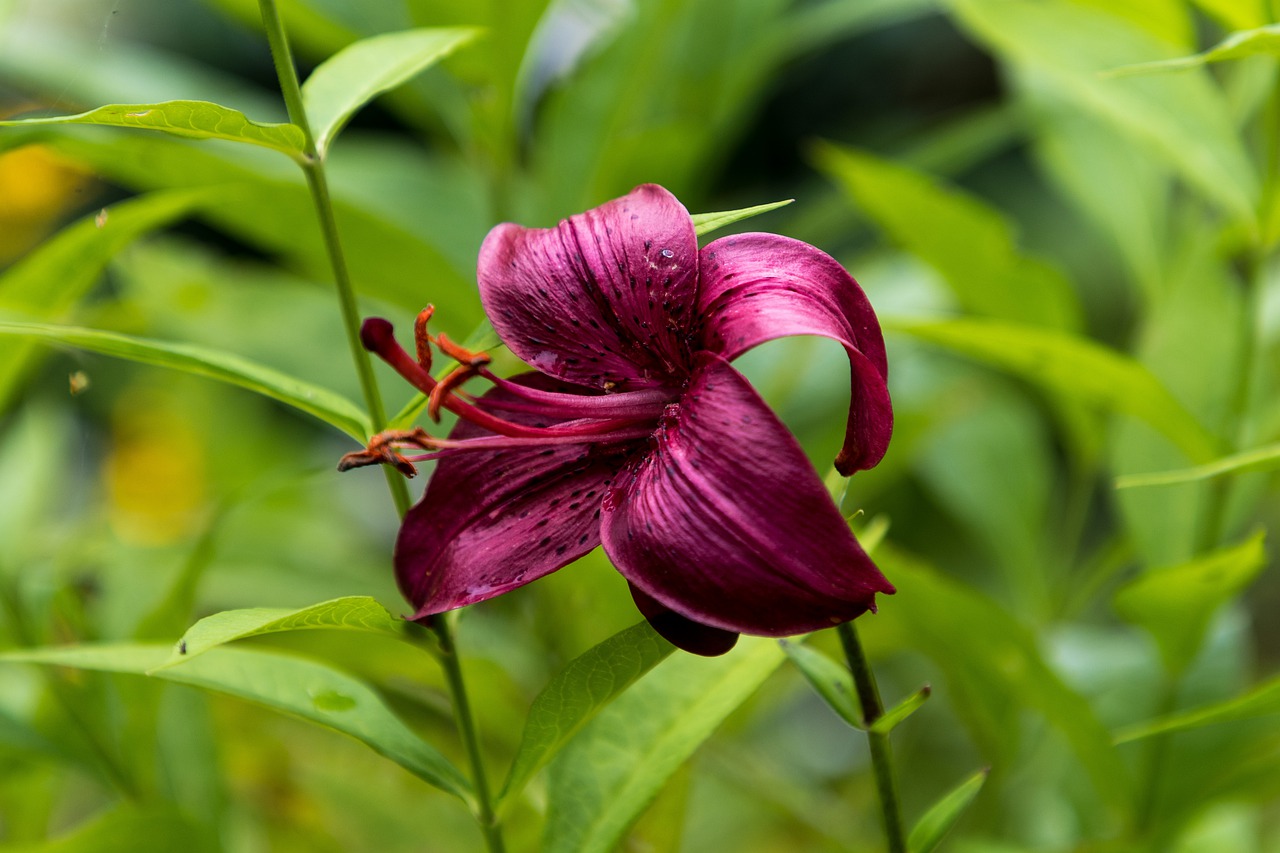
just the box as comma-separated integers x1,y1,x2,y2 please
345,184,893,655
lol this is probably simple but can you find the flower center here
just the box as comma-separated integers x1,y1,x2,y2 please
338,312,673,476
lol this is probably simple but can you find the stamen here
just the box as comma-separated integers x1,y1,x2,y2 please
477,369,672,419
359,317,656,440
337,427,434,477
413,306,434,370
428,363,484,422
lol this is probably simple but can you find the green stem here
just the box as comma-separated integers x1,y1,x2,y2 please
838,621,907,853
257,0,409,516
256,6,502,850
1134,677,1180,832
434,617,506,853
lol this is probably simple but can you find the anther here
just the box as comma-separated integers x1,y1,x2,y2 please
337,427,434,477
414,306,435,371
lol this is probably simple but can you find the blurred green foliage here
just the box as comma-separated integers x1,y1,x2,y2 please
1,0,1279,850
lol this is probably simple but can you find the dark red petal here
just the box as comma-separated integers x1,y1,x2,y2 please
478,184,698,392
628,583,739,656
601,353,893,637
697,233,892,474
395,376,635,619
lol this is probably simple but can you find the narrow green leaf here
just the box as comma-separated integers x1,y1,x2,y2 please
0,101,305,159
907,767,989,853
499,621,674,809
780,640,863,729
1113,531,1268,674
690,199,793,237
870,684,932,735
303,28,478,157
817,142,1080,329
0,190,210,405
1117,442,1280,489
1104,24,1280,77
5,804,219,853
0,643,472,799
948,0,1259,227
156,596,431,670
543,638,785,853
0,320,371,440
1115,673,1280,743
873,547,1129,806
889,317,1221,464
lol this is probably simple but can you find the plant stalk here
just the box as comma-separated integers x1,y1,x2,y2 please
838,621,907,853
257,0,409,516
434,617,506,852
256,7,504,852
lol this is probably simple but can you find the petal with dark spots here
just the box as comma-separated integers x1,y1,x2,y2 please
478,184,698,392
697,233,892,473
628,583,739,657
395,377,638,619
601,353,893,637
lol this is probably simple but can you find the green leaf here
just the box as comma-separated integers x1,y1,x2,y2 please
816,142,1080,329
0,320,371,440
1117,442,1280,489
870,684,932,735
907,767,989,853
947,0,1259,228
543,637,785,853
1115,672,1280,743
1113,530,1268,674
0,190,210,406
498,621,674,809
18,130,483,320
157,596,432,669
0,101,306,160
303,28,478,157
690,199,793,237
3,804,219,853
0,643,471,799
871,547,1129,806
780,640,863,729
1104,24,1280,77
889,317,1221,464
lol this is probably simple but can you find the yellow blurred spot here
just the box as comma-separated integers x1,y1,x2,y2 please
103,389,208,545
0,138,94,265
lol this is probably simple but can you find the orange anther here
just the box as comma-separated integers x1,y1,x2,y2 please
414,306,436,370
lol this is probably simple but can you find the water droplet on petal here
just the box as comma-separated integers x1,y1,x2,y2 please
660,248,674,259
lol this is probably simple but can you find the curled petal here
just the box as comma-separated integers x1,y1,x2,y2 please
628,583,739,657
395,378,634,619
697,233,892,474
601,353,893,637
478,184,699,392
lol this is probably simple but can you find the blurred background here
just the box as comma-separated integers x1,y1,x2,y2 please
1,0,1278,850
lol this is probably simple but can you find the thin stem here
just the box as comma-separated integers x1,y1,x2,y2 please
256,7,502,851
1134,677,1180,832
838,621,907,853
433,617,507,853
257,0,410,517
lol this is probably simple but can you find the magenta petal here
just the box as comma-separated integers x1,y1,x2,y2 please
697,233,892,474
628,583,739,656
601,353,894,637
478,184,699,392
395,379,634,619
